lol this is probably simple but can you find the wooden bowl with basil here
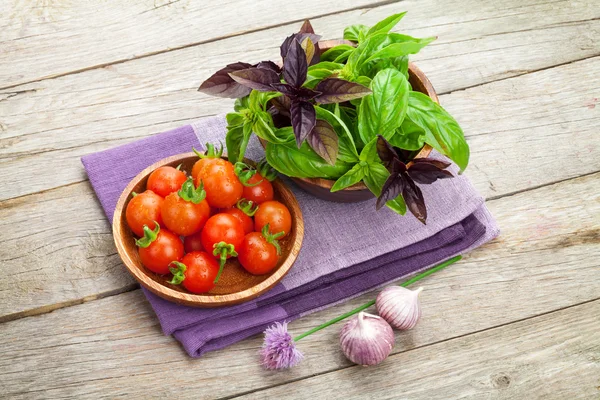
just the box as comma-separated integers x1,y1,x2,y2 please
198,13,469,223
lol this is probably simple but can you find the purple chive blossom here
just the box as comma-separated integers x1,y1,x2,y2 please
260,321,304,370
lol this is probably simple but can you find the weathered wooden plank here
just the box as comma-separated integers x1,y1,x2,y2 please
0,172,598,399
0,0,385,88
1,56,599,320
241,300,600,400
0,0,598,200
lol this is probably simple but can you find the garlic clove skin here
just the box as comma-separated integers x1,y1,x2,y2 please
339,311,395,366
376,286,423,330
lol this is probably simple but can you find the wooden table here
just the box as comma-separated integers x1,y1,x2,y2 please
1,1,599,398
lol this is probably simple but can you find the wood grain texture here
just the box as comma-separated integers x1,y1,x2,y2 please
0,172,598,398
1,0,598,200
0,0,387,88
241,300,600,400
1,56,599,320
113,153,304,307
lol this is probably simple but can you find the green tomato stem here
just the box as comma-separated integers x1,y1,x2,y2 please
292,255,461,342
134,222,160,248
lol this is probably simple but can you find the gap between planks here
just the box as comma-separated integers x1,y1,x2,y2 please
0,0,400,91
0,169,597,323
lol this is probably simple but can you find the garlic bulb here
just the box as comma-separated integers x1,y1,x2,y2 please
339,312,394,366
376,286,423,330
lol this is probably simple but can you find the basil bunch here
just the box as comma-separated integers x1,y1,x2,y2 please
198,13,469,222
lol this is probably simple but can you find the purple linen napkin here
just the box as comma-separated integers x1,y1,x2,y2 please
82,115,498,357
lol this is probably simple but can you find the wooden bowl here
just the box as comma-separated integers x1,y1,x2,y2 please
112,152,304,307
264,39,437,203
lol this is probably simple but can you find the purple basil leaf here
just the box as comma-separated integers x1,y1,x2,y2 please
299,20,321,65
281,32,321,59
229,67,281,92
290,100,316,147
256,60,282,74
308,119,339,165
271,95,292,117
314,78,372,104
280,34,296,59
376,160,405,210
408,162,453,184
377,135,403,171
411,157,451,170
402,178,427,224
283,39,308,87
299,19,315,34
198,62,253,98
270,83,298,98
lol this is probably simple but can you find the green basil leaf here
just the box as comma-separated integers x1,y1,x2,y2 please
315,106,359,162
358,137,376,162
366,12,406,37
333,49,354,64
363,35,435,64
305,62,344,88
344,24,369,42
361,55,408,79
407,92,470,171
388,118,426,150
226,122,252,164
265,140,351,179
344,33,387,78
331,163,366,192
249,90,281,112
363,162,407,214
321,45,355,62
252,111,290,144
358,68,410,144
234,96,250,112
226,112,244,128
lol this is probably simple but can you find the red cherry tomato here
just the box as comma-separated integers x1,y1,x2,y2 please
125,190,164,237
254,201,292,237
184,231,204,253
238,232,280,275
170,252,220,294
161,192,210,236
147,166,187,198
222,207,254,234
200,214,245,260
137,226,184,274
197,161,243,209
192,157,226,181
242,172,274,204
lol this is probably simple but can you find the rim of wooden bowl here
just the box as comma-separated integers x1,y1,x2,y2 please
112,152,304,307
293,39,437,192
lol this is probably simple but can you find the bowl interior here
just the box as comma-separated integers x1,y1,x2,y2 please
113,153,304,307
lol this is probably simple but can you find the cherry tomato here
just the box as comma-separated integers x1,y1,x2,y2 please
192,157,227,181
137,225,184,275
184,231,204,253
161,192,210,236
238,232,280,275
254,201,292,237
200,214,245,260
222,207,254,234
197,161,243,209
170,252,220,294
147,166,187,198
126,190,164,237
242,172,274,204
